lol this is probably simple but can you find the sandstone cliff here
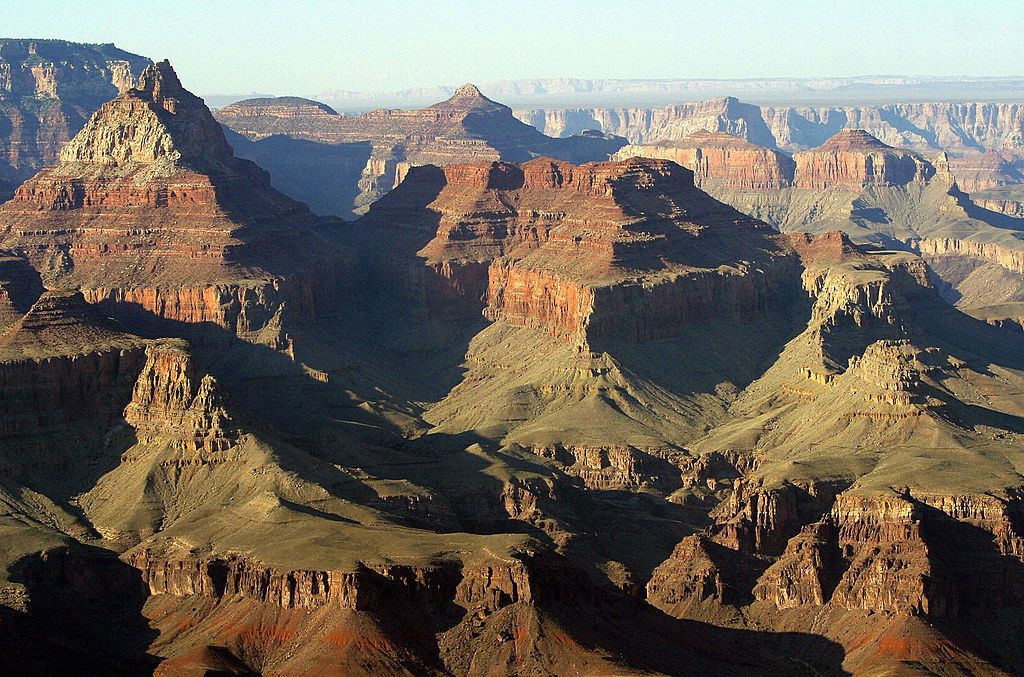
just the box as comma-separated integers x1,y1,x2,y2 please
356,156,799,346
519,98,1024,156
792,130,935,189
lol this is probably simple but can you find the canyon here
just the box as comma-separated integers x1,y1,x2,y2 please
517,97,1024,156
1,39,1024,677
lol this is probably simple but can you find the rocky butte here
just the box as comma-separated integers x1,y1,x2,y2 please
613,130,795,190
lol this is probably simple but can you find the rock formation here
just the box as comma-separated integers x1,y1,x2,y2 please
216,85,626,216
792,130,935,189
612,131,795,190
519,97,1024,157
0,39,150,200
4,61,1024,677
355,156,798,346
0,60,336,340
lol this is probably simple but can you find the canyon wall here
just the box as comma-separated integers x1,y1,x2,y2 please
517,98,1024,156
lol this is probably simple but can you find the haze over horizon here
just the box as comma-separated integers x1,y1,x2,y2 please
3,0,1023,98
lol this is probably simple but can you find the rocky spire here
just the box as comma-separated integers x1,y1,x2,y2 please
134,59,195,113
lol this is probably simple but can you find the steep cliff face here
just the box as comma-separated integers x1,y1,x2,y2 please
613,131,795,190
0,290,149,492
910,237,1024,276
0,39,150,197
945,152,1024,192
522,97,776,147
217,85,626,216
123,343,237,452
0,60,336,340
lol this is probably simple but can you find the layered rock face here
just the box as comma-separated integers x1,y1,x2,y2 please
792,130,935,189
945,152,1024,192
0,39,150,199
357,156,799,345
607,129,1024,320
0,60,334,339
612,130,795,190
0,289,149,487
521,98,1024,156
217,84,626,216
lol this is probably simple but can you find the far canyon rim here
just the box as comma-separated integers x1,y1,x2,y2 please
0,14,1024,677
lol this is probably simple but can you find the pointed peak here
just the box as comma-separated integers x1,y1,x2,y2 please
429,82,504,112
452,83,485,98
133,59,194,112
817,129,894,152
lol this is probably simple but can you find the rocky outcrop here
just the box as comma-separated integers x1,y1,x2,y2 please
973,197,1024,218
129,549,532,615
946,152,1024,192
124,343,237,452
0,60,335,339
613,131,795,190
646,535,762,610
910,236,1024,276
0,292,148,478
0,40,150,196
793,130,935,190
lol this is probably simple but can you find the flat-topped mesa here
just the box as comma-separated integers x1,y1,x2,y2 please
793,130,936,190
209,96,338,119
360,156,800,344
612,131,796,190
0,61,332,336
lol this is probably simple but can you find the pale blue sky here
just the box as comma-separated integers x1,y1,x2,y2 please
5,0,1023,95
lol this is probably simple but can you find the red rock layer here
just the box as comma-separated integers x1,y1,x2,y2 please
358,156,799,344
793,130,936,190
613,131,795,189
